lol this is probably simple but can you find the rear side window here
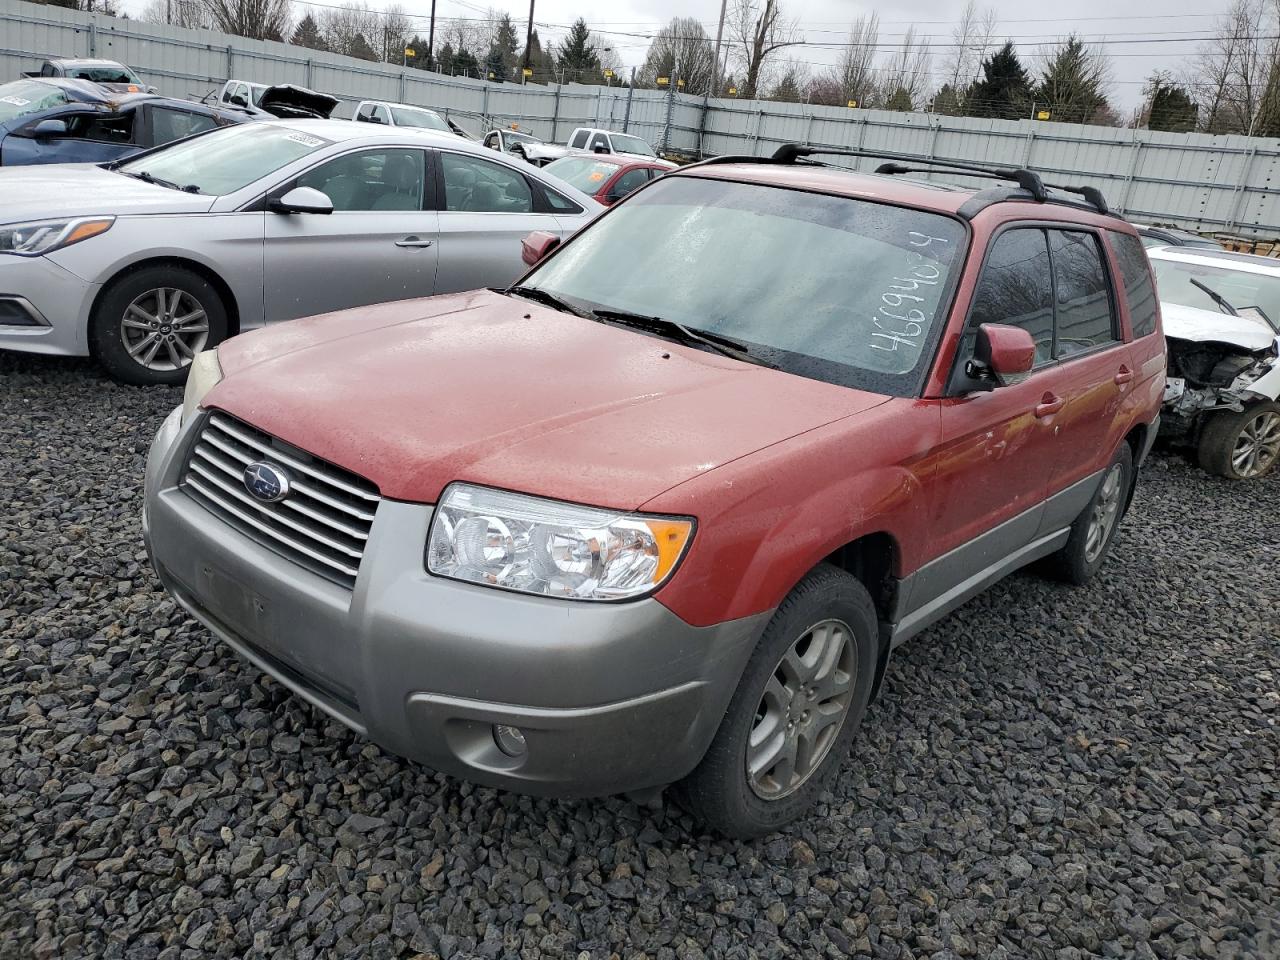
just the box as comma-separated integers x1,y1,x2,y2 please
1109,231,1159,338
441,153,533,212
1048,230,1117,357
570,130,589,148
969,228,1055,364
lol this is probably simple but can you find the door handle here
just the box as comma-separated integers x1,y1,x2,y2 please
1114,365,1134,385
1034,393,1065,419
395,236,434,248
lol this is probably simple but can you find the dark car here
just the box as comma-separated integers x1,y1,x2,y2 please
1135,223,1221,250
22,58,152,93
0,78,248,166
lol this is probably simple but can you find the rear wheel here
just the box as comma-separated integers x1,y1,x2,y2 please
1046,443,1132,585
1197,402,1280,480
674,564,877,838
90,265,228,386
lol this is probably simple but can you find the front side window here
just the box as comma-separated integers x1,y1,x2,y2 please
1109,231,1159,338
372,104,390,124
589,133,609,152
1048,230,1117,357
64,112,134,144
117,123,331,196
441,153,533,213
522,176,966,395
608,168,650,200
298,148,425,211
147,106,217,147
0,80,69,122
355,102,373,121
969,228,1055,364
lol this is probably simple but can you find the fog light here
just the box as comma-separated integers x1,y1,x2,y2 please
493,724,528,757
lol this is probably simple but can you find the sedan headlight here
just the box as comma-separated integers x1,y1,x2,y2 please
0,217,114,257
427,483,694,601
181,349,223,424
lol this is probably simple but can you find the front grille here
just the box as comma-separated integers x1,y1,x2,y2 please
181,412,380,588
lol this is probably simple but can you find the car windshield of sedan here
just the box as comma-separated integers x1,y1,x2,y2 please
116,123,331,195
391,106,450,131
523,176,966,395
543,156,622,192
610,134,656,157
1150,257,1280,332
0,80,70,122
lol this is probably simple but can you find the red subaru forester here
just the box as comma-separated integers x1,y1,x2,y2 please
144,146,1165,837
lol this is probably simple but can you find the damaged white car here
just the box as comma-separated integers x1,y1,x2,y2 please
1148,246,1280,480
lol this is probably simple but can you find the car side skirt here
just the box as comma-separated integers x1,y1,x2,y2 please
889,469,1105,647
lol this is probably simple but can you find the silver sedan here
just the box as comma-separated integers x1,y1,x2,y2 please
0,119,601,384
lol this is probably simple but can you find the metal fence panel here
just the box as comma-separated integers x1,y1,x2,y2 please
6,0,1280,235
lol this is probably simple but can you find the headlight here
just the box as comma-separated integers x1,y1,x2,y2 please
0,217,114,257
427,483,694,601
181,349,223,424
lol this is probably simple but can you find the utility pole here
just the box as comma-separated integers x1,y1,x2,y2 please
710,0,728,97
523,0,535,75
426,0,437,71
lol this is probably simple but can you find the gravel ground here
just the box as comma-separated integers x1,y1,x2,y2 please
1,350,1277,960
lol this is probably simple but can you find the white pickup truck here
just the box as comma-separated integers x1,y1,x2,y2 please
497,126,675,168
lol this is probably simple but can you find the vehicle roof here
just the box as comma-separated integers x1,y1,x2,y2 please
45,58,130,68
548,152,660,168
358,100,442,113
273,117,545,156
12,76,152,107
1148,245,1280,276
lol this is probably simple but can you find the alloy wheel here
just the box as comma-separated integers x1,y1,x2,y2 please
120,287,209,372
746,618,856,800
1231,410,1280,478
1084,462,1124,564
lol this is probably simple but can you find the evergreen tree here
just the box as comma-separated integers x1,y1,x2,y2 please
495,13,521,77
291,13,327,51
1145,73,1198,132
967,42,1032,120
1034,35,1109,124
557,17,601,81
885,87,914,112
453,46,480,78
932,83,964,116
485,44,506,81
348,32,378,62
522,29,556,83
437,41,455,75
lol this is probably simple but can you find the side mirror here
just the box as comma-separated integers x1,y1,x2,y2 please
229,94,248,107
269,186,334,215
369,114,385,124
967,323,1036,389
521,230,560,266
31,118,67,138
592,144,609,154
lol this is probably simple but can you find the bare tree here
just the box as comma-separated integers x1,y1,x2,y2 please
1191,0,1274,132
882,25,932,108
823,13,879,106
943,0,997,92
640,17,715,93
139,0,212,27
203,0,291,41
729,0,799,99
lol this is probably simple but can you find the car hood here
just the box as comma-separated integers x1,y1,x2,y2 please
208,289,890,508
255,84,338,119
1161,301,1278,351
0,164,215,222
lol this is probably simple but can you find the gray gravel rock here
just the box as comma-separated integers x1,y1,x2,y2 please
1,352,1277,959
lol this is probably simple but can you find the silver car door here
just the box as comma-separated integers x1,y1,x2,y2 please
262,146,440,321
433,149,566,294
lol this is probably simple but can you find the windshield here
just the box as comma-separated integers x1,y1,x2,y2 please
68,65,140,84
544,156,622,192
117,123,330,195
523,176,966,394
0,80,69,122
609,133,656,157
391,106,450,131
1150,257,1280,332
506,130,540,144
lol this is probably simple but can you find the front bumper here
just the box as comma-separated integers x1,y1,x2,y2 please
0,254,99,357
143,407,767,797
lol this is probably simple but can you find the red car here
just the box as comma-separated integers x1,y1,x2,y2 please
144,146,1165,837
541,153,669,205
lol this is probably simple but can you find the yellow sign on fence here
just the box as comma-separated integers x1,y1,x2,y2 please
656,76,669,86
1037,109,1051,120
847,99,858,108
404,47,415,58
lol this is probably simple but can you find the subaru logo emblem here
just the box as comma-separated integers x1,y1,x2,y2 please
243,461,291,503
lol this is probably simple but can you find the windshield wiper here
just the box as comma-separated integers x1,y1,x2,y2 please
505,285,591,318
589,308,775,368
119,169,193,193
1189,277,1240,317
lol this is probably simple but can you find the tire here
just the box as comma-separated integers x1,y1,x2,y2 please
90,265,228,386
673,564,878,838
1045,442,1133,585
1197,401,1280,480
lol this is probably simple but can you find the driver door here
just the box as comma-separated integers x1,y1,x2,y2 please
2,110,138,165
263,146,440,321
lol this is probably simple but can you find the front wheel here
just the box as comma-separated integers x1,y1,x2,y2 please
674,564,877,838
90,265,228,386
1197,401,1280,480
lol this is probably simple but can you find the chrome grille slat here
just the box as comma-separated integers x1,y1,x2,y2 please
199,431,376,521
181,413,380,588
191,444,371,540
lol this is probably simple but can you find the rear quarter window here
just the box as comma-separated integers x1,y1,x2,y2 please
1109,231,1159,338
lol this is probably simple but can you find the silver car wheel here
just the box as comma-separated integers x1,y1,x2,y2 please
747,618,855,801
120,287,209,372
1084,462,1124,564
1231,410,1280,478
